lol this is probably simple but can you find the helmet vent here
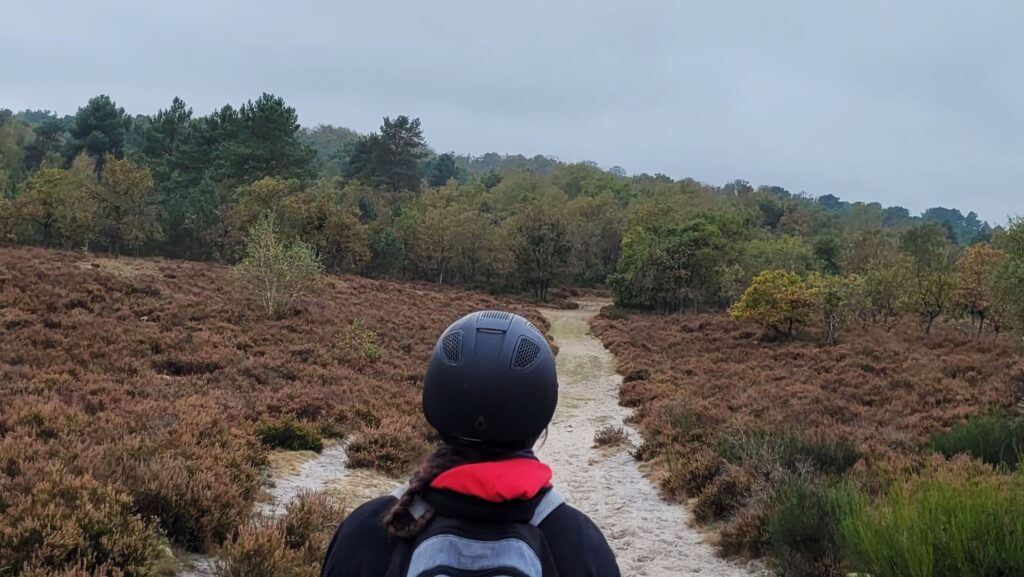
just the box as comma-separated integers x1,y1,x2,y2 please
511,337,541,370
441,331,462,363
524,320,541,335
481,310,512,321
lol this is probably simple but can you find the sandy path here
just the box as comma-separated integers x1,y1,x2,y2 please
537,301,765,577
177,443,397,577
179,301,763,576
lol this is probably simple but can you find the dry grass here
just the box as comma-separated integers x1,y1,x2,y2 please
592,308,1024,570
0,246,540,575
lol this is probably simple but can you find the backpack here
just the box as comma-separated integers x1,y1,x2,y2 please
385,489,565,577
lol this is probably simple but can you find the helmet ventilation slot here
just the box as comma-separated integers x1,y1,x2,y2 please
511,337,541,370
441,331,462,363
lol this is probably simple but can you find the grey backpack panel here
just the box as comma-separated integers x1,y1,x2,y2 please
406,534,542,577
391,490,566,577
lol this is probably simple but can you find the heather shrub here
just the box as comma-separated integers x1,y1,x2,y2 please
766,479,846,577
256,418,324,452
693,465,753,522
837,469,1024,577
717,431,861,477
661,447,723,500
130,454,256,550
217,491,344,577
931,412,1024,470
0,464,165,577
345,418,429,477
593,425,628,448
719,502,771,558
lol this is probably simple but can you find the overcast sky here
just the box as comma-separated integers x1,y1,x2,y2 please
4,1,1022,223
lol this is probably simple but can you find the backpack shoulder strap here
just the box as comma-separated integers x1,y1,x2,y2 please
529,489,565,527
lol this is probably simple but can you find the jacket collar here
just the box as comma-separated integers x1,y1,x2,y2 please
429,457,553,503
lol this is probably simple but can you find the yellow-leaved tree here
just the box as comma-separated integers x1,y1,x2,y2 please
730,270,816,336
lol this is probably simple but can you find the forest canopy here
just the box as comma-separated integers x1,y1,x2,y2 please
0,94,1007,309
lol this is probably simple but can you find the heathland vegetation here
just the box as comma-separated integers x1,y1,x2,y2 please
0,247,542,576
3,94,1024,577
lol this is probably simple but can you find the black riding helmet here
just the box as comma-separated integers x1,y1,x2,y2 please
423,310,558,448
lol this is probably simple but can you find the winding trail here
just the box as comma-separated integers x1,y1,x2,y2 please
176,444,397,577
179,301,763,576
538,301,764,577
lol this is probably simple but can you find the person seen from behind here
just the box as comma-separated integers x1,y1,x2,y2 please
321,310,620,577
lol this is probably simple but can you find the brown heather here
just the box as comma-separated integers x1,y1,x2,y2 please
591,307,1024,562
0,246,541,576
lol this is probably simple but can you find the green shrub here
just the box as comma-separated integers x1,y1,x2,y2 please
932,412,1024,471
341,318,385,363
766,479,845,577
234,213,323,319
837,470,1024,577
717,431,861,477
256,419,325,453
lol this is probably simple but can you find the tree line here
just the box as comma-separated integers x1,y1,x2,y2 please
0,94,1015,321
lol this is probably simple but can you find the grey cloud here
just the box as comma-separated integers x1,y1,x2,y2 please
3,0,1021,222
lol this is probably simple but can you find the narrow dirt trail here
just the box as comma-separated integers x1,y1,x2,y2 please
176,444,397,577
538,302,765,577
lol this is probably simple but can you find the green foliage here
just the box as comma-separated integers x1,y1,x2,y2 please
256,419,325,452
955,244,1007,336
508,202,571,301
220,94,316,186
422,152,465,187
901,223,957,334
344,115,427,192
837,470,1024,577
96,156,163,254
730,270,816,336
766,480,845,577
808,273,865,345
992,218,1024,339
0,110,35,193
932,413,1024,470
64,95,129,175
234,213,323,319
716,431,861,477
610,216,729,311
341,318,385,363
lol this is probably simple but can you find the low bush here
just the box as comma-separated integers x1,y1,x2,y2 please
660,447,723,501
345,418,429,477
931,412,1024,470
717,431,861,477
766,479,845,577
693,465,753,523
593,425,629,448
217,491,344,577
0,462,165,577
341,318,385,364
838,468,1024,577
0,247,544,573
256,419,325,453
719,502,770,558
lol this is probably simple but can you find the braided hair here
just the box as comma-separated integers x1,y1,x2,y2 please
382,444,473,537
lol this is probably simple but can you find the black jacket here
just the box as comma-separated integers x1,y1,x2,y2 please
320,487,621,577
